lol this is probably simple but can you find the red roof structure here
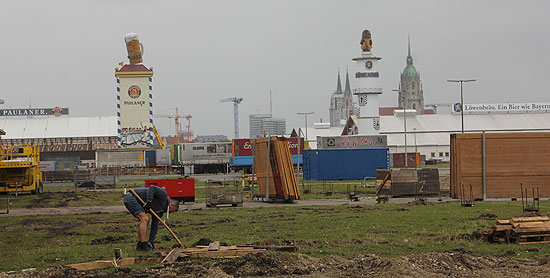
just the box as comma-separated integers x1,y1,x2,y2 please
117,64,152,72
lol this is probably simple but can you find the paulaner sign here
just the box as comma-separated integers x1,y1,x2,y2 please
0,107,69,116
453,102,550,114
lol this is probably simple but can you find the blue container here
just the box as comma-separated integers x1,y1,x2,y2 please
145,150,157,167
230,155,303,167
303,148,389,180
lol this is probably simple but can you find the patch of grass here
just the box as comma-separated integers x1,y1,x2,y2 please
1,201,549,272
7,190,125,209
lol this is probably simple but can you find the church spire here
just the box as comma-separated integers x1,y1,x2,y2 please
406,35,413,66
335,69,343,94
344,67,351,96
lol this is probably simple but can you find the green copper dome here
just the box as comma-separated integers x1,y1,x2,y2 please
402,36,417,77
403,64,418,77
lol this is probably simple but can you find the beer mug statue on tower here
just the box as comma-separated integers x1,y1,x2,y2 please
124,32,144,64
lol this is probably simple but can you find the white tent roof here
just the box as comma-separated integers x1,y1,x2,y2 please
0,116,117,139
306,113,550,148
381,113,550,134
381,113,550,147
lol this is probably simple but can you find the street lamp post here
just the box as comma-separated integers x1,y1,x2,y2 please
297,112,314,141
447,79,476,133
392,89,407,168
413,127,417,168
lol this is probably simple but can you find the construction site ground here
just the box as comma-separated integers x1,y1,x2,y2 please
2,174,550,277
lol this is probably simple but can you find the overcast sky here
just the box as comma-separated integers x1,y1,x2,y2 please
1,0,549,138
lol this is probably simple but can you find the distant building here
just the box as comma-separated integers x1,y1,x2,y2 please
329,70,355,127
398,37,424,114
249,114,286,138
196,135,229,142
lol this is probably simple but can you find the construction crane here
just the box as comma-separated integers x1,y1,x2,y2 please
220,97,243,138
152,124,166,150
154,108,193,142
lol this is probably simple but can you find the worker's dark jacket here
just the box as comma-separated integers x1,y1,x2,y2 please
132,185,170,243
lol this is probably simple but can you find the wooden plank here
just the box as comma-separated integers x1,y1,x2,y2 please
219,245,238,251
496,220,510,225
510,216,550,223
208,241,220,251
512,222,550,229
185,249,265,259
518,234,550,238
161,248,183,264
512,228,550,235
67,258,161,271
518,240,550,245
67,261,115,271
240,245,300,252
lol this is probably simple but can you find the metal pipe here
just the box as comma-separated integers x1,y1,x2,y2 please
251,138,256,199
296,128,301,190
460,81,464,133
482,131,486,201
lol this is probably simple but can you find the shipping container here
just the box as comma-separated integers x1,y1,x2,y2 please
170,144,181,165
392,153,420,167
96,150,144,167
303,148,389,181
155,149,170,166
232,138,306,156
145,150,156,167
57,161,75,171
230,155,302,167
316,135,387,149
39,161,57,172
178,142,232,165
450,132,550,200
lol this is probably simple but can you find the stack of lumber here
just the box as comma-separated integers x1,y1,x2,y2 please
487,216,550,244
376,169,391,196
375,168,439,196
254,136,300,200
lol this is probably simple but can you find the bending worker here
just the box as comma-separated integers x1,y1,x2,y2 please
124,185,180,251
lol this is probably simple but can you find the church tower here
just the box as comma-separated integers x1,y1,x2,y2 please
343,69,355,119
329,69,355,127
399,36,424,114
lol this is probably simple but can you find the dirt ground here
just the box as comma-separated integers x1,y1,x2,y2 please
5,250,550,278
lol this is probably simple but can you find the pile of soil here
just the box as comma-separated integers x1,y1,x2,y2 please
6,250,550,278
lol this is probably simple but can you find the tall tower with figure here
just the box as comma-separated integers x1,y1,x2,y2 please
351,29,382,135
399,36,424,114
115,33,154,148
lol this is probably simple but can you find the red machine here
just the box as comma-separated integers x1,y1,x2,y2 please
145,178,195,203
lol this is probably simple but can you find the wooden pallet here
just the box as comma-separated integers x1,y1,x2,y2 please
487,216,550,244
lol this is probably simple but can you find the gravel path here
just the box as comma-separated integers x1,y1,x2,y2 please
0,197,455,217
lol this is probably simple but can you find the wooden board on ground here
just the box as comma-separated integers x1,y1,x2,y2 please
161,248,184,264
67,258,160,271
208,241,220,251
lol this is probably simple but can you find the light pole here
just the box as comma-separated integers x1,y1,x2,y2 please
297,112,314,141
392,89,407,168
413,127,417,167
447,79,476,133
